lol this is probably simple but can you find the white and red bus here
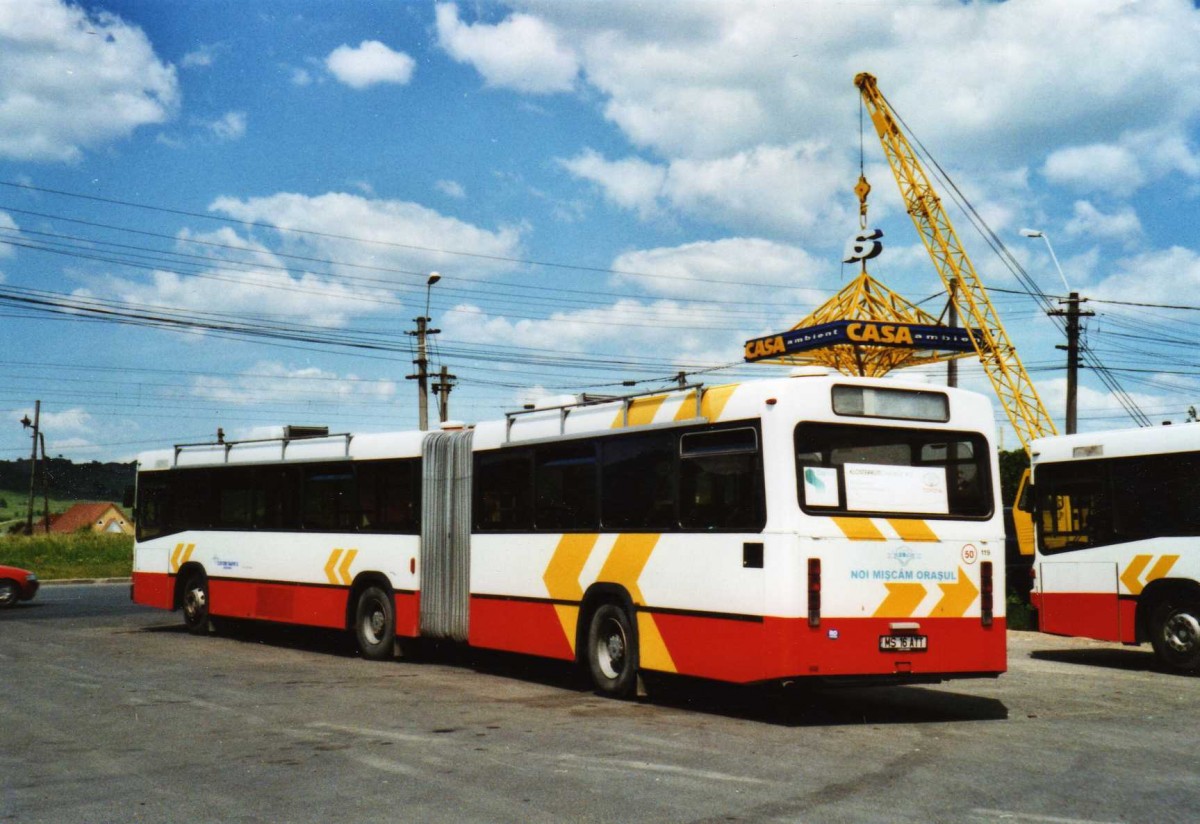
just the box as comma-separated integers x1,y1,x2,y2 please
1029,424,1200,673
132,371,1006,695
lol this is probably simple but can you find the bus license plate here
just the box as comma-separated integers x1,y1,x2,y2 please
879,635,927,652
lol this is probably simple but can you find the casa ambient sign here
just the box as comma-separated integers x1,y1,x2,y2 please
743,320,979,362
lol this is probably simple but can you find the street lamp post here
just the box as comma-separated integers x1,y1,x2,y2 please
1020,229,1092,434
407,273,442,431
1019,228,1071,293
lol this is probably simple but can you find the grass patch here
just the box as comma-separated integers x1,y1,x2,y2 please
0,532,132,580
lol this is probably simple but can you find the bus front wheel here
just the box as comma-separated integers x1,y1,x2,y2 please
586,603,638,698
1150,597,1200,673
181,573,210,635
354,586,395,661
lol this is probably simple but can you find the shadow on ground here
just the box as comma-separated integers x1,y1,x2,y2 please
142,618,1009,727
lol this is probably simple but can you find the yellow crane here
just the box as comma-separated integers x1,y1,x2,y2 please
854,72,1054,552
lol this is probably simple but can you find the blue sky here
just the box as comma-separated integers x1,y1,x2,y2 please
3,0,1200,463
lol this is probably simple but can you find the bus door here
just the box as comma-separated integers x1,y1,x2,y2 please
420,429,474,641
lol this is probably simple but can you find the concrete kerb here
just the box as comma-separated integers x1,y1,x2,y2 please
41,578,132,586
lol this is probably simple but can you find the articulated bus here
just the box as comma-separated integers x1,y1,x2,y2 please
132,371,1006,696
1030,424,1200,673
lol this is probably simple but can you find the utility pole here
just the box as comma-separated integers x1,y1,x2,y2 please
432,365,457,423
947,288,958,388
21,400,39,535
406,273,441,431
39,432,49,534
1048,292,1093,435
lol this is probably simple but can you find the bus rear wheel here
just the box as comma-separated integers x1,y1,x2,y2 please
586,603,638,698
181,573,210,635
354,586,395,661
1150,597,1200,674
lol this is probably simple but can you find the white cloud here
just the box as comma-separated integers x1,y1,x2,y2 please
561,143,852,239
559,149,665,217
208,191,523,278
436,179,467,199
490,0,1200,168
1063,201,1141,243
435,3,578,94
192,362,397,406
83,225,394,328
290,67,313,87
9,407,92,434
610,237,827,303
325,41,415,89
209,111,246,141
1092,246,1200,306
1043,143,1145,196
181,43,221,69
0,0,179,162
440,298,736,363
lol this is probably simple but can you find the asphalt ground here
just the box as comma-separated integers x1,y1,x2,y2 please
2,584,1197,823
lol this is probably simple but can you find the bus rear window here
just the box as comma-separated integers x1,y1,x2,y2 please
795,423,992,518
832,385,949,422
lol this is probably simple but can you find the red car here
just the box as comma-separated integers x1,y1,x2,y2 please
0,564,39,608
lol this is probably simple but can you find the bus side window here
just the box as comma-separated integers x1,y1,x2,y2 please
678,427,764,531
475,451,533,531
534,443,598,531
600,432,676,531
1036,463,1111,553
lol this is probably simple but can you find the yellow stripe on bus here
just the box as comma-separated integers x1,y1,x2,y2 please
596,533,677,674
886,519,939,542
613,395,667,428
831,517,886,541
674,384,738,423
544,534,600,654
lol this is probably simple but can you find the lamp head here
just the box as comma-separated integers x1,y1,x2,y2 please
1019,228,1043,238
427,272,441,286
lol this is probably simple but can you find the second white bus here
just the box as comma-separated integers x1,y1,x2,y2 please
1030,424,1200,673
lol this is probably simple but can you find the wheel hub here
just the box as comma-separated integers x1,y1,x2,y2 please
1164,611,1200,654
598,622,626,679
184,588,206,619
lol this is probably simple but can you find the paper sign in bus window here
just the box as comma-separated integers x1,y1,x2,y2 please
844,463,948,514
803,466,840,507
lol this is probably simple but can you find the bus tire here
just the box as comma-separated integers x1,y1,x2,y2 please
1150,596,1200,674
181,573,211,635
586,602,638,698
354,586,395,662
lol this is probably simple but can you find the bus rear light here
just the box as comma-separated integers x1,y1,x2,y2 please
807,558,821,627
981,561,993,627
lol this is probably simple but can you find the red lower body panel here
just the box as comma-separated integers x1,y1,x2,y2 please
1035,591,1136,643
132,572,419,634
466,595,1004,683
469,597,575,660
658,613,1004,682
132,571,173,610
134,572,1004,682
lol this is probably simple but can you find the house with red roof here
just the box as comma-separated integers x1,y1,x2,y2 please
48,502,133,536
